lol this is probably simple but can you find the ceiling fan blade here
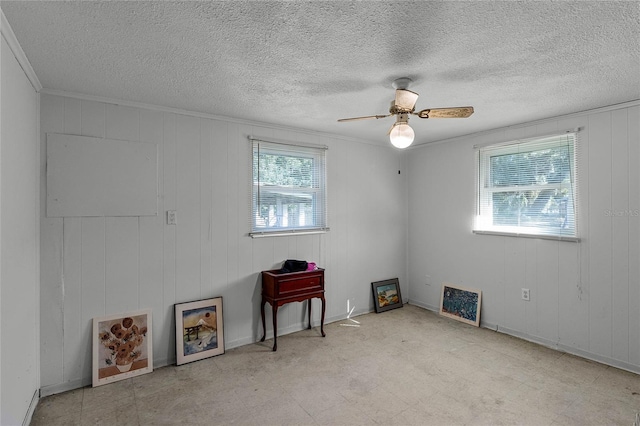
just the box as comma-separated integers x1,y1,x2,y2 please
395,89,419,111
415,106,474,119
337,114,390,122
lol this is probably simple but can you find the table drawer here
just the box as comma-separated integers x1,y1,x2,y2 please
278,275,323,295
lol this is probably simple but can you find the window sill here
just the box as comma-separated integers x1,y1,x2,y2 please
249,228,329,238
473,229,580,242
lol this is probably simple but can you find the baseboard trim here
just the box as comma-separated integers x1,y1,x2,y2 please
22,389,39,426
41,302,637,397
40,310,374,397
491,323,640,376
408,298,640,376
39,378,87,398
225,308,374,350
407,298,438,312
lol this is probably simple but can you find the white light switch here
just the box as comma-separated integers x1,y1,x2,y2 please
167,210,177,225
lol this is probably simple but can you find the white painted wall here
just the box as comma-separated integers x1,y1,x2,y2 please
39,94,407,395
407,102,640,373
1,35,40,424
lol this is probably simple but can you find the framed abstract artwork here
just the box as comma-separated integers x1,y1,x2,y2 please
175,297,225,365
371,278,403,313
93,309,153,387
439,282,482,327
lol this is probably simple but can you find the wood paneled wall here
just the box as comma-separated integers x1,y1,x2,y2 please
1,36,40,424
407,103,640,373
39,94,407,394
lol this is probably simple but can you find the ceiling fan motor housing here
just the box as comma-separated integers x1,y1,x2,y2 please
395,112,410,123
389,101,413,115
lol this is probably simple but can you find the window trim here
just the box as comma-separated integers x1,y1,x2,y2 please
473,131,580,242
249,137,328,238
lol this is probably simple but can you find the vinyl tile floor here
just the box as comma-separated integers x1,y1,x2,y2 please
31,304,640,425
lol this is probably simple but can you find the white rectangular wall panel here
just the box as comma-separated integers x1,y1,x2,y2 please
46,133,157,217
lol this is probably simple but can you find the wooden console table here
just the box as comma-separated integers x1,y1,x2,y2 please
260,268,326,351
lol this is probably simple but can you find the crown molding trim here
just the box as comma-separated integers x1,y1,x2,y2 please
38,87,389,148
1,8,42,92
408,99,640,149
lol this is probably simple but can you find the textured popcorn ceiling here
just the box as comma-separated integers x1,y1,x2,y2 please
2,1,639,145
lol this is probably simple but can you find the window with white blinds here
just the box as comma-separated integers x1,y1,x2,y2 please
474,132,578,240
250,138,327,237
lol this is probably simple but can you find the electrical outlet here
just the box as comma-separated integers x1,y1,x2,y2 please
521,288,530,301
167,210,177,225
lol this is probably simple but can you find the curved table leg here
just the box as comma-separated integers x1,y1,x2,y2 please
272,305,278,351
260,298,266,342
320,296,326,337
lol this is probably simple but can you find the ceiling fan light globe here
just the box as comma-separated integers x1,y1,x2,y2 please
389,123,414,148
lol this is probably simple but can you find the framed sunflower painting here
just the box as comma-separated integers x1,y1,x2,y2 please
92,309,153,387
175,297,225,366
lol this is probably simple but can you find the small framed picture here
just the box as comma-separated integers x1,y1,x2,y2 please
371,278,403,313
175,297,224,365
93,309,153,387
439,282,482,327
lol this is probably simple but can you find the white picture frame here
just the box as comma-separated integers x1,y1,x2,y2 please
92,309,153,387
175,297,225,366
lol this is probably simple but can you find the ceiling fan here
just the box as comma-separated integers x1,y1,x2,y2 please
337,78,474,148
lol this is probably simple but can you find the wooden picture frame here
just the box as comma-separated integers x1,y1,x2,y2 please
439,282,482,327
93,309,153,387
372,278,403,313
175,297,224,365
